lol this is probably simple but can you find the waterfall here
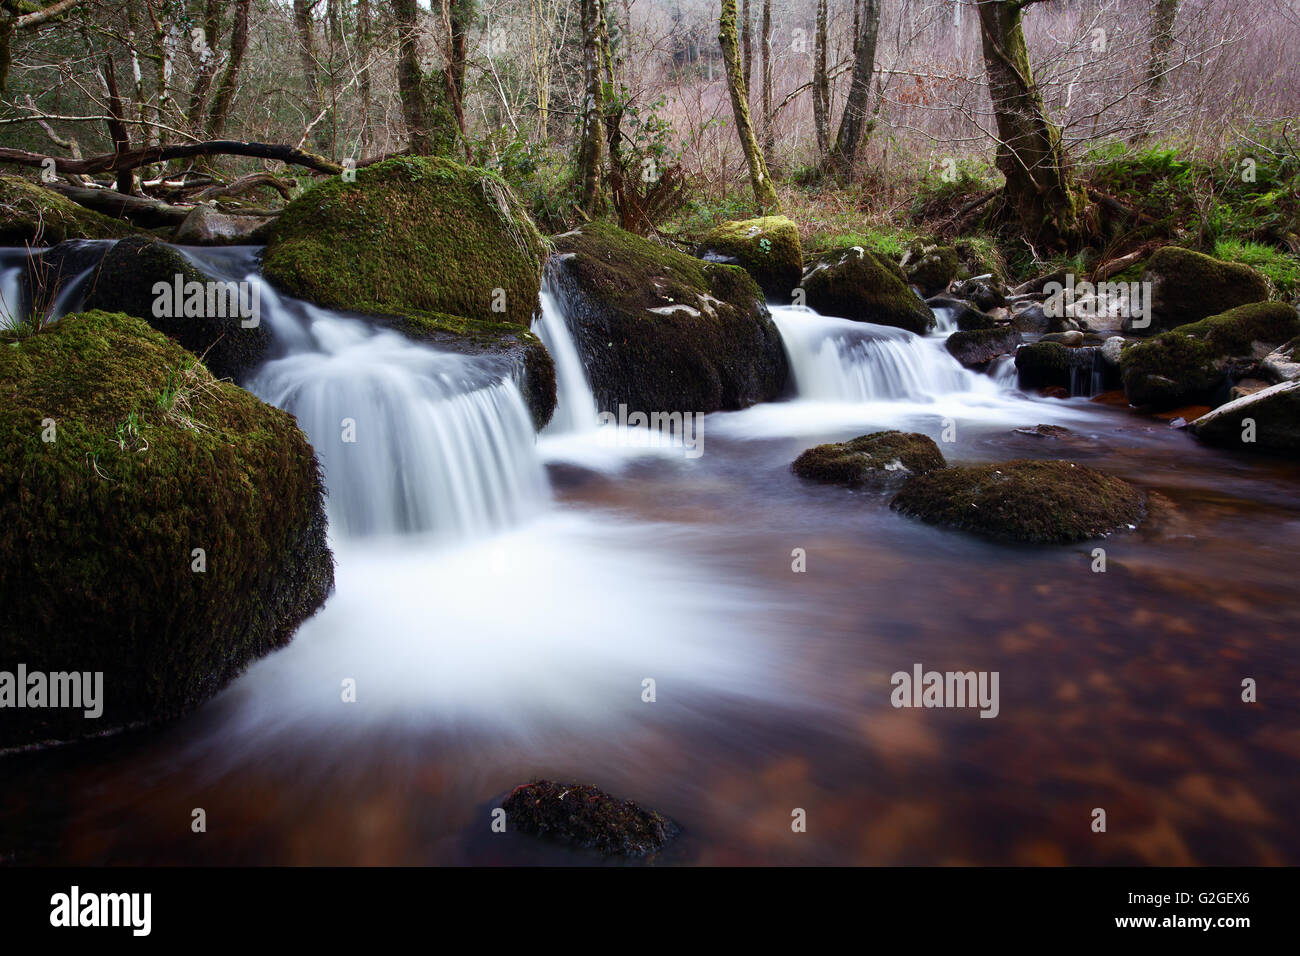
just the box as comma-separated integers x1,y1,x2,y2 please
770,305,998,402
931,305,958,335
0,242,105,326
532,283,598,435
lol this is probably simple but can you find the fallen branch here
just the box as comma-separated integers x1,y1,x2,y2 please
0,140,347,177
46,183,191,228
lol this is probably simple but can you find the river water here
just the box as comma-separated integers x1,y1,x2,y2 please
2,246,1297,865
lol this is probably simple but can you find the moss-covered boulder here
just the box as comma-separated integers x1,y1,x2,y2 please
946,328,1021,369
0,310,333,749
891,459,1145,544
1189,380,1300,455
502,780,678,857
547,221,787,414
261,156,556,428
1121,301,1300,409
696,215,803,302
792,431,946,487
1129,246,1270,334
0,176,136,246
78,237,271,382
902,242,961,297
800,246,934,334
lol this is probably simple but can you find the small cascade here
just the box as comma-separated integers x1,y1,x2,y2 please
770,305,999,402
1067,347,1107,398
931,305,958,335
0,241,107,326
989,353,1020,390
531,283,598,435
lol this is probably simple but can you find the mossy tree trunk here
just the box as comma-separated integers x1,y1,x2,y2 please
1135,0,1178,137
740,0,752,94
759,0,773,160
578,0,606,215
812,0,830,161
976,0,1083,254
392,0,433,155
719,0,779,211
827,0,879,176
206,0,250,138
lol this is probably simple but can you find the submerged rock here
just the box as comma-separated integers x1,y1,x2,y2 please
792,431,946,487
502,780,678,857
945,327,1021,369
1189,380,1300,455
1128,246,1270,334
548,221,787,415
696,215,803,302
891,459,1145,544
0,176,135,245
80,236,271,382
800,245,934,334
262,156,556,428
0,310,333,749
1120,301,1300,409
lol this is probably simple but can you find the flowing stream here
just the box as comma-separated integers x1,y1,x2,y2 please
3,248,1298,866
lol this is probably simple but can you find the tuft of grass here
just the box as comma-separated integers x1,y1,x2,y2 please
1213,239,1300,299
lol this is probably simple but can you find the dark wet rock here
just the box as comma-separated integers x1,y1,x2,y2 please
1120,301,1300,409
800,245,934,334
1127,246,1270,335
1012,301,1075,335
901,242,961,297
946,327,1021,369
502,780,678,857
1041,330,1084,347
548,221,787,416
891,459,1145,544
173,205,273,245
929,295,997,331
82,236,271,382
792,430,946,487
950,274,1007,311
1261,336,1300,383
1014,341,1101,391
1189,380,1300,455
696,215,803,302
0,310,333,749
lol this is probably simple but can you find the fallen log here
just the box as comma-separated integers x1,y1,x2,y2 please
0,140,345,177
46,183,190,228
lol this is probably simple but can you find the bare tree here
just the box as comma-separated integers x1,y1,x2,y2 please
828,0,880,175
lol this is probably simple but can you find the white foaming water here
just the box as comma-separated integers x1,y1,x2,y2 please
931,304,958,335
532,283,598,435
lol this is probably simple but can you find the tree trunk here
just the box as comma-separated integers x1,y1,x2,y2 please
391,0,432,154
293,0,321,116
812,0,829,161
357,0,374,156
828,0,879,176
740,0,752,95
577,0,606,215
719,0,779,210
976,0,1082,253
185,0,221,133
759,0,773,160
206,0,250,138
1135,0,1178,136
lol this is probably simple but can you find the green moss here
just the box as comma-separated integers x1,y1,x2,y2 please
792,431,946,487
502,780,678,857
1139,245,1270,332
549,221,787,414
902,242,961,296
263,156,547,329
891,459,1145,544
0,176,136,246
0,310,333,748
696,215,803,302
800,246,934,334
1121,301,1300,408
78,237,271,382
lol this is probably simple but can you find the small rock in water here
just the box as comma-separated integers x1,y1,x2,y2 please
502,781,678,857
792,431,947,488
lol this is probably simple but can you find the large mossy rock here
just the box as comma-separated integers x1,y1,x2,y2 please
792,431,946,488
1121,301,1300,409
696,215,803,302
502,780,678,857
0,311,333,748
901,242,961,297
547,221,788,414
800,246,934,334
262,156,556,428
1189,380,1300,455
1128,246,1270,334
890,459,1145,544
79,236,271,382
0,176,136,246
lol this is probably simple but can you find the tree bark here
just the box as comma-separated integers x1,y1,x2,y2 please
828,0,879,176
719,0,779,210
976,0,1082,253
759,0,773,159
207,0,251,138
578,0,606,215
812,0,829,161
185,0,222,134
391,0,432,154
740,0,752,95
1135,0,1178,136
